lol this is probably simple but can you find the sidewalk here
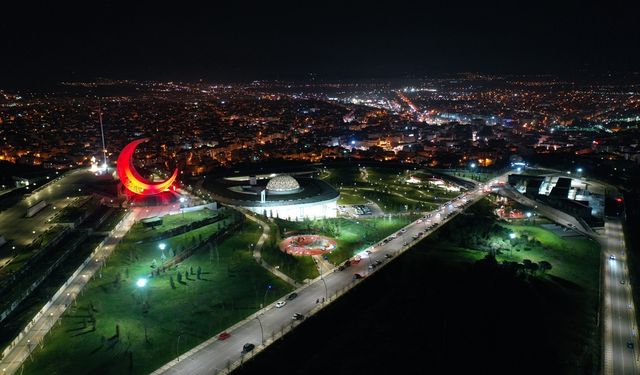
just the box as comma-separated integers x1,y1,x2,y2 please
239,209,300,288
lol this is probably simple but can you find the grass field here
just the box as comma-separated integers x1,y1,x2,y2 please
324,166,460,214
95,208,128,232
123,208,219,243
233,221,601,375
336,192,368,205
273,215,417,267
418,197,601,370
498,223,600,289
22,213,292,375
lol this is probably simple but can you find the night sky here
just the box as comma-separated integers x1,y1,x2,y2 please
1,1,639,85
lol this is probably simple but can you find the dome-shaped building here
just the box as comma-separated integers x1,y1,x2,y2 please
209,172,339,221
266,175,301,193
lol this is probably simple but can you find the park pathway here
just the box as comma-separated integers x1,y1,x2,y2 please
237,208,299,288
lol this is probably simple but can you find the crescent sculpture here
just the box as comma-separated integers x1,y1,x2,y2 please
116,138,178,195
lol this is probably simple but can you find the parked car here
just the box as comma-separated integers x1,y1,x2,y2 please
627,341,634,349
384,254,392,259
287,292,298,301
218,332,231,340
275,300,286,308
338,265,345,271
242,343,255,353
609,254,616,260
353,273,364,279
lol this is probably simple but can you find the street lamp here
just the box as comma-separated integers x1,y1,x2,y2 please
255,316,264,344
262,284,272,308
159,243,166,259
136,278,147,288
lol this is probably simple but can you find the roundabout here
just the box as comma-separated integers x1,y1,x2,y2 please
279,234,337,256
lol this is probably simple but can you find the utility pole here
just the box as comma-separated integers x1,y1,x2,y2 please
98,106,108,169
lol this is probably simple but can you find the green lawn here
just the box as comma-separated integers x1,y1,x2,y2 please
325,166,460,214
273,215,418,267
123,208,220,243
337,192,368,205
95,208,127,232
22,215,292,375
498,224,600,289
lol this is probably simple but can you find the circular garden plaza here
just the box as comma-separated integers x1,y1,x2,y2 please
208,172,341,257
279,234,337,256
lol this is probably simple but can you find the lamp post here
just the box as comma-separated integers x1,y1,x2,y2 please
255,316,264,344
262,284,272,308
508,233,516,256
158,243,166,260
179,197,186,219
176,334,183,361
320,275,328,301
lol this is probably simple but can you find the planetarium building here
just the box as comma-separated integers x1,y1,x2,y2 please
209,174,339,221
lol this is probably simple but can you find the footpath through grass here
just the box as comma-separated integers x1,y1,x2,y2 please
22,213,292,375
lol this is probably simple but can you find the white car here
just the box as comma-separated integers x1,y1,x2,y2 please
275,301,286,308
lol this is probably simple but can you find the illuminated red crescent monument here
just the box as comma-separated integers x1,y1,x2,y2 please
116,138,178,195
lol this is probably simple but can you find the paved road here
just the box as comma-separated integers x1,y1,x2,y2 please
152,176,505,374
0,169,96,249
499,183,638,374
0,205,177,374
603,219,638,375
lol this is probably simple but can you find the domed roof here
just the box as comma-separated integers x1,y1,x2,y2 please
266,175,300,192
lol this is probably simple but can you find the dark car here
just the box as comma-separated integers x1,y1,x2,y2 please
343,260,351,268
242,343,255,353
338,265,345,271
353,273,364,279
375,259,382,265
627,341,634,349
292,313,304,320
384,254,392,259
287,292,298,301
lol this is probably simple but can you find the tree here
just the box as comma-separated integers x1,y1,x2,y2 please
538,261,552,273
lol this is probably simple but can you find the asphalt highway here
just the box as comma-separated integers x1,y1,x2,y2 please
603,219,638,375
499,184,638,375
153,177,504,374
